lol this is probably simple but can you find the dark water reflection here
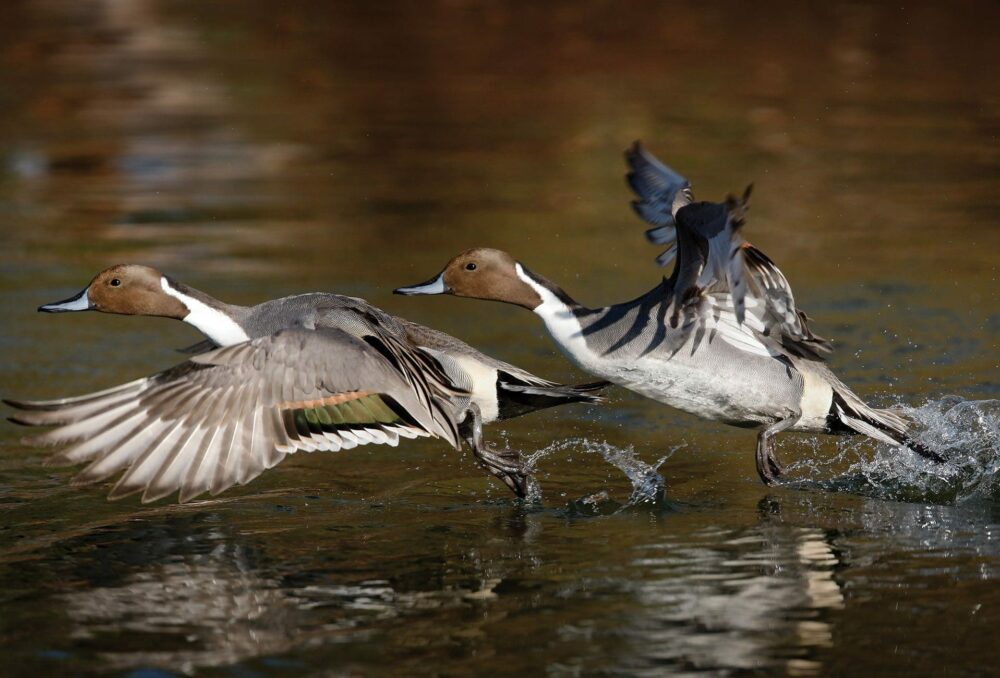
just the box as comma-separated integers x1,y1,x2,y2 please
1,0,998,675
3,494,997,675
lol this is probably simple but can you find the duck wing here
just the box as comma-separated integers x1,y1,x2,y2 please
625,140,693,269
5,328,463,504
625,142,831,361
311,305,469,414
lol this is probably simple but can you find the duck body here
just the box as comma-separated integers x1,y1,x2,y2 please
395,142,943,483
9,267,606,502
519,267,832,432
172,288,601,429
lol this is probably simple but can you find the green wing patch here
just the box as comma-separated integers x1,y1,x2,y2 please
286,392,405,436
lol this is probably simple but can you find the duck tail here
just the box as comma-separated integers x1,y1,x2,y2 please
563,380,612,400
495,378,610,421
501,380,609,404
830,389,945,463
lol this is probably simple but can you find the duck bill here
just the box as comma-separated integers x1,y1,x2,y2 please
394,273,450,296
38,288,92,313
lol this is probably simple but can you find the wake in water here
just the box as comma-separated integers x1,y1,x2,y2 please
786,396,1000,504
523,438,683,512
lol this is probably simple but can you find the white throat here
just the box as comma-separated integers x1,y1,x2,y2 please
514,263,595,369
160,278,250,346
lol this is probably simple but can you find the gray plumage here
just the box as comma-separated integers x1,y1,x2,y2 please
211,291,605,427
510,143,942,482
7,328,461,503
8,271,607,502
616,143,939,477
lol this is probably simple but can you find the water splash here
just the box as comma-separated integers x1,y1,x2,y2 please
787,396,1000,504
523,438,682,512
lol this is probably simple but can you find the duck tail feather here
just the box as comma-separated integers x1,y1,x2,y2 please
500,381,607,404
832,390,945,463
568,380,612,395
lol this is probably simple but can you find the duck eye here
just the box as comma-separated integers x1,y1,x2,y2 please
110,278,121,287
465,263,477,271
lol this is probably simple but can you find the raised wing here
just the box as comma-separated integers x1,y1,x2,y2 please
739,244,831,359
668,284,827,362
5,328,463,504
626,142,831,361
625,140,693,268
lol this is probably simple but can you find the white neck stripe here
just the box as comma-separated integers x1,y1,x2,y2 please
160,277,250,346
515,263,594,367
516,264,571,318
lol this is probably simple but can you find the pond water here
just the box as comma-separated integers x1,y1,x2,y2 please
1,1,998,675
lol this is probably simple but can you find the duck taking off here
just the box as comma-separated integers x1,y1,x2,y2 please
6,267,607,502
395,142,943,484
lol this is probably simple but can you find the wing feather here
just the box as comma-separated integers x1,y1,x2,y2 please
627,144,831,361
6,327,465,503
625,141,693,268
179,387,235,502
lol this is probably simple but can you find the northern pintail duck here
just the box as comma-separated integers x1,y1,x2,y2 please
5,266,606,502
395,142,943,483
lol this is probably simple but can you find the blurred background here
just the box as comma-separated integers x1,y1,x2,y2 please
0,1,997,675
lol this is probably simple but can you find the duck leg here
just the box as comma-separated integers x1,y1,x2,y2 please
755,415,799,485
458,404,528,498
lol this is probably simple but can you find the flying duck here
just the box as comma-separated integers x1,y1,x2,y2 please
395,142,942,483
6,266,607,502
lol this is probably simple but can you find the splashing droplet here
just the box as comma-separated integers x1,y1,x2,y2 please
787,396,1000,504
524,438,683,509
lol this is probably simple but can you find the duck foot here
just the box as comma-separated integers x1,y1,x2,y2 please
474,444,528,498
756,415,799,485
459,404,528,498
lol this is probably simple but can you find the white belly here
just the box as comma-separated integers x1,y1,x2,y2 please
598,354,794,425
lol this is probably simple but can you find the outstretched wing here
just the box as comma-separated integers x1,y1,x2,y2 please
625,142,831,361
625,140,693,268
5,328,463,504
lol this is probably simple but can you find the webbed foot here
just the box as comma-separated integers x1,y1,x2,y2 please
756,415,799,486
474,444,528,498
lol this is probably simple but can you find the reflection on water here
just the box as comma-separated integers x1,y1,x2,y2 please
40,493,994,675
63,534,299,672
3,475,999,674
1,0,998,674
57,516,516,672
30,509,854,675
623,528,843,676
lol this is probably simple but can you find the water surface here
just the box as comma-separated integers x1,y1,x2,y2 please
1,1,998,675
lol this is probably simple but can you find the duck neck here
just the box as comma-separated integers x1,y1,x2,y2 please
513,263,595,360
159,277,251,346
514,263,583,312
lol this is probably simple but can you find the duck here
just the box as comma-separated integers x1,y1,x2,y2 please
394,142,943,484
5,265,607,502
